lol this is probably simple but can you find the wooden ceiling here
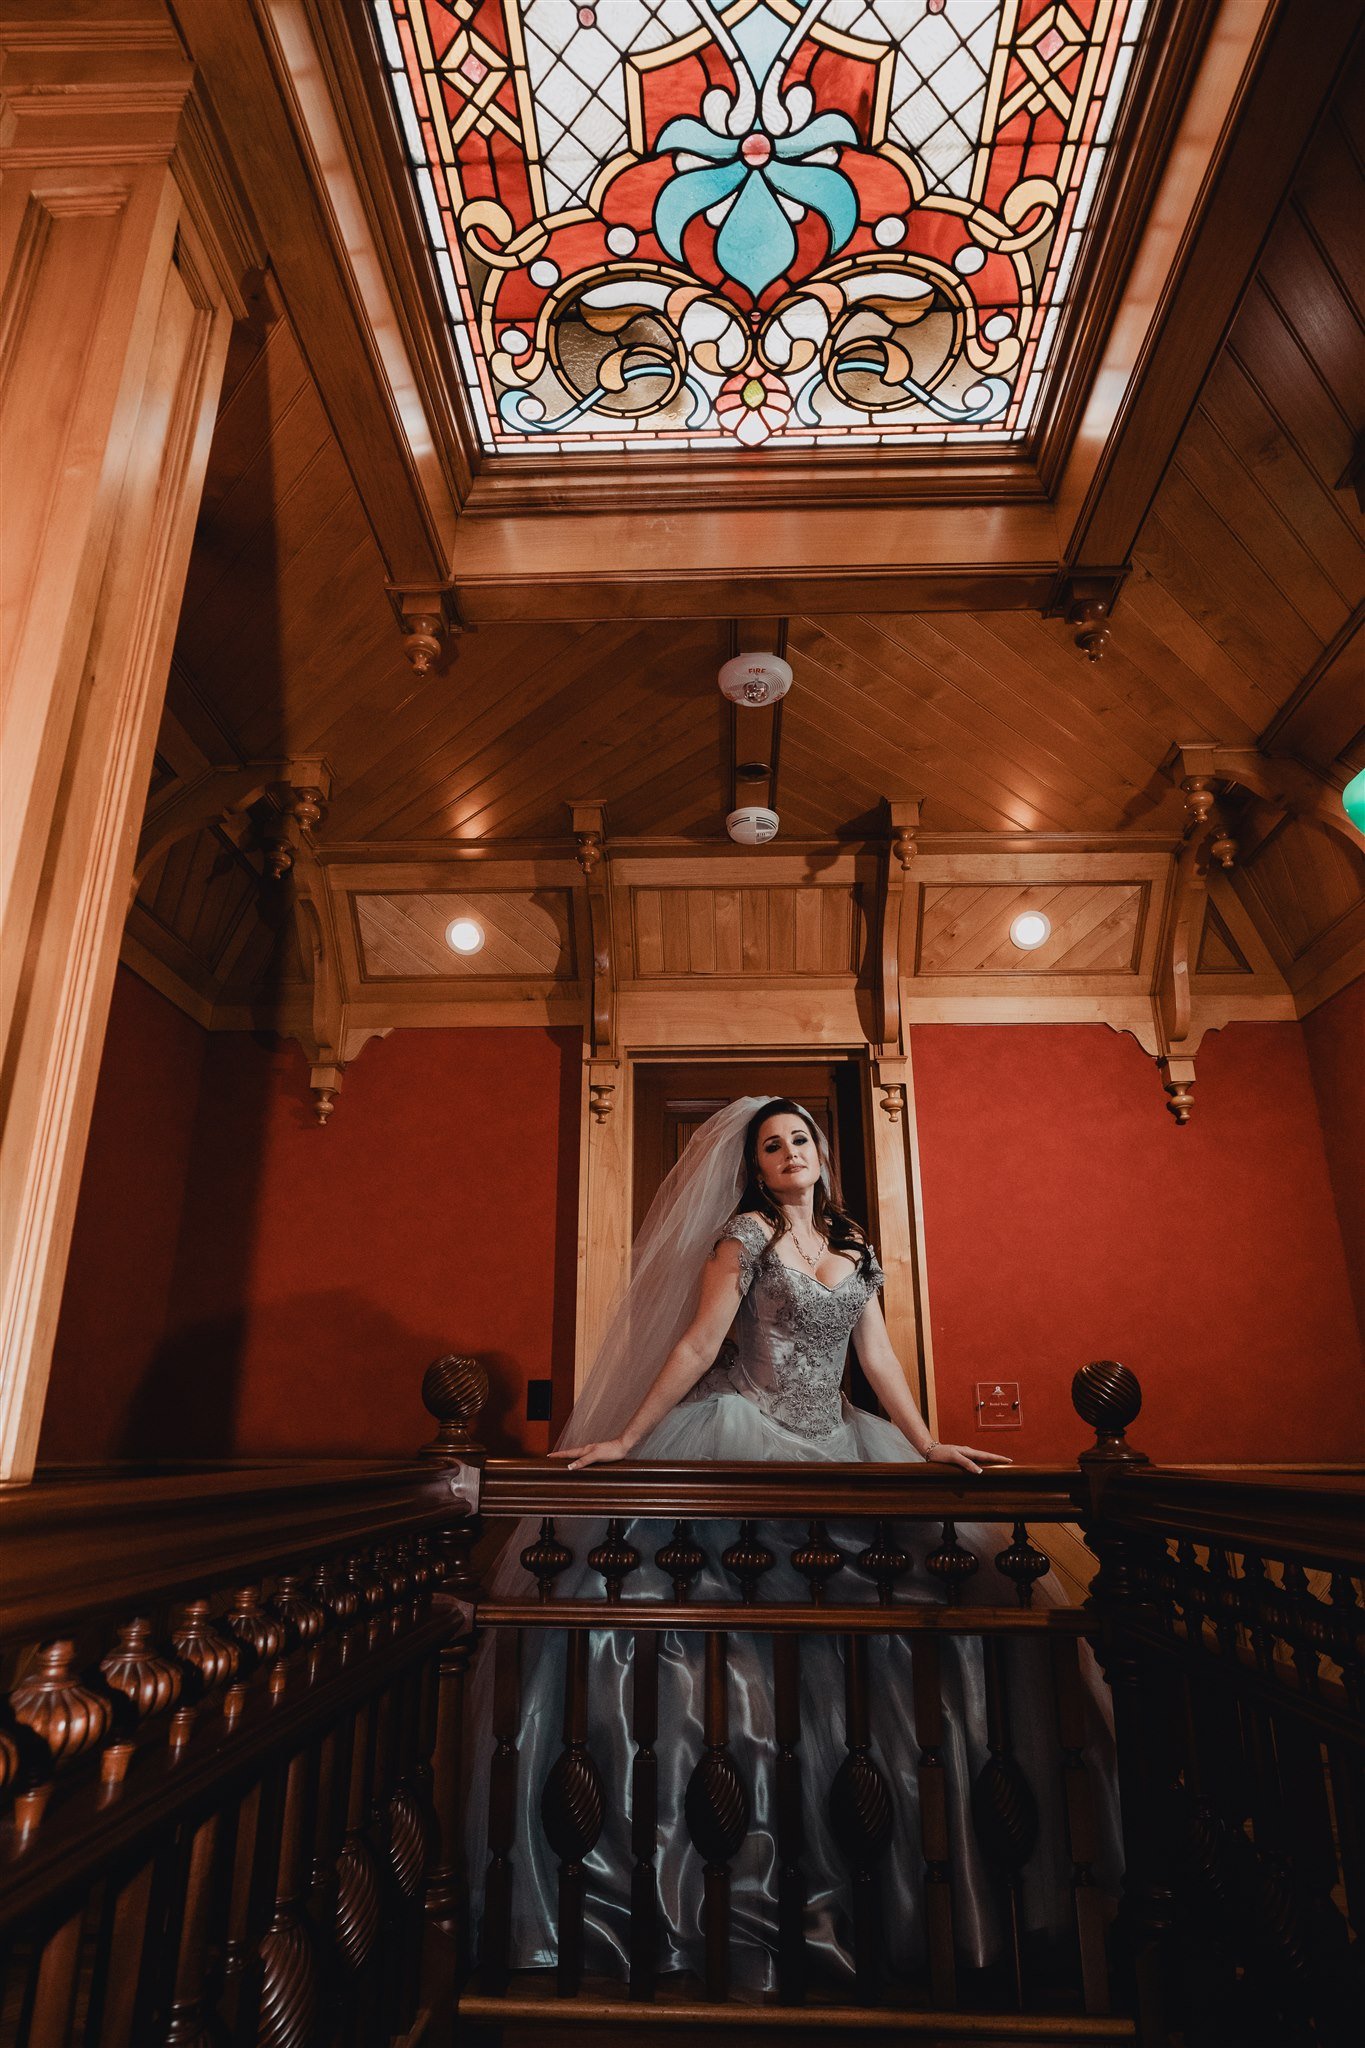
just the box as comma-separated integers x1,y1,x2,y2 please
128,20,1365,1046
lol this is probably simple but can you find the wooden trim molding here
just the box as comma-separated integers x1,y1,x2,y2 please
0,18,253,1480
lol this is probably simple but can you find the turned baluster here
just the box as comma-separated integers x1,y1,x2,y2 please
541,1629,605,1997
857,1518,911,1606
172,1600,242,1734
1281,1560,1329,1693
335,1705,383,2011
656,1521,706,1601
792,1519,844,1606
344,1553,388,1649
422,1620,479,2002
1206,1547,1241,1659
910,1636,956,2007
521,1517,573,1600
481,1629,522,1993
588,1518,641,1603
772,1633,806,2004
829,1634,894,1998
163,1811,222,2046
994,1522,1049,1607
99,1618,182,1788
629,1631,660,2000
224,1587,286,1708
925,1521,979,1606
722,1520,775,1604
970,1638,1040,2008
684,1633,750,2002
9,1640,112,1840
271,1573,327,1661
1240,1551,1275,1671
1051,1635,1110,2014
258,1748,322,2043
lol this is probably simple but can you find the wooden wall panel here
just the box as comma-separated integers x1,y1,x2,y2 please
916,884,1146,976
629,887,861,980
1238,819,1365,967
354,890,576,980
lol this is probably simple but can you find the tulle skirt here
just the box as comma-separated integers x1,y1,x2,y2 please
462,1390,1120,1994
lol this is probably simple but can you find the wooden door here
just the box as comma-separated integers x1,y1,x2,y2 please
631,1058,877,1410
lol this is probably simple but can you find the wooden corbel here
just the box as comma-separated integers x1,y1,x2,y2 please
571,802,615,1060
284,820,387,1126
134,757,332,889
259,780,329,882
1147,772,1226,1124
1176,743,1362,853
874,798,921,1056
386,585,462,676
1046,571,1128,663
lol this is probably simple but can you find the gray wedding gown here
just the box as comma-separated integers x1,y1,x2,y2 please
464,1213,1119,1993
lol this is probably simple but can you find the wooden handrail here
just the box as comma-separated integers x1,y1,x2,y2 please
478,1457,1091,1521
1082,1465,1365,1572
0,1459,470,1636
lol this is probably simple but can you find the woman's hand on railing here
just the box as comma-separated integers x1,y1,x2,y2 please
925,1441,1014,1476
548,1438,630,1471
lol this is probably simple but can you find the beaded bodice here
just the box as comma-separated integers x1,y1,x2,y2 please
685,1211,884,1441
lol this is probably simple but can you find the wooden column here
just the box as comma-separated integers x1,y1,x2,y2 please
0,6,251,1478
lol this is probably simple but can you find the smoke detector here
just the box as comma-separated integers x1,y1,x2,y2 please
726,805,780,845
718,651,792,706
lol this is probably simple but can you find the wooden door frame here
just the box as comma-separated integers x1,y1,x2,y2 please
574,1014,939,1434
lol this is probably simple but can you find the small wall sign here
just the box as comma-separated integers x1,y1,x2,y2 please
975,1380,1022,1429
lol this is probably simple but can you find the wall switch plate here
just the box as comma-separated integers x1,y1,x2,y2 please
526,1378,553,1422
975,1380,1022,1428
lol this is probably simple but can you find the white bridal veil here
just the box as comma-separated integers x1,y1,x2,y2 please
556,1093,833,1451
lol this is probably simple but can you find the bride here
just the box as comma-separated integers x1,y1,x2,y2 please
465,1096,1115,1992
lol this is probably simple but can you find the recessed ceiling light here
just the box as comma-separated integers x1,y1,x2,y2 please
1010,910,1051,951
446,917,485,955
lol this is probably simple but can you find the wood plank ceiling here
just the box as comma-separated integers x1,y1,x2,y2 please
132,43,1365,1030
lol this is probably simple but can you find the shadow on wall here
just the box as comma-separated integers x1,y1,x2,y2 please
118,1293,455,1463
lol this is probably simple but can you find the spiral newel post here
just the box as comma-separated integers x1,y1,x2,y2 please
1072,1361,1173,2048
416,1353,488,2012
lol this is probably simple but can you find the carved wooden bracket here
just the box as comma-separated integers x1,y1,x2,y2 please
260,781,329,881
1174,742,1361,852
874,798,921,1056
134,756,332,888
1146,764,1233,1124
571,801,615,1059
1047,571,1128,663
386,584,462,675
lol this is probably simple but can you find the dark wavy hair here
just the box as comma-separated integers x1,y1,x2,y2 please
735,1099,872,1276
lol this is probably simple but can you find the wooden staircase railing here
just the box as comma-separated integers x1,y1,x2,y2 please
1,1360,1360,2046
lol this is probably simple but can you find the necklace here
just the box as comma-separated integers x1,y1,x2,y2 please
791,1228,827,1273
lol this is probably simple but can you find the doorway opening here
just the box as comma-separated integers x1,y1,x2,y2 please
632,1058,879,1412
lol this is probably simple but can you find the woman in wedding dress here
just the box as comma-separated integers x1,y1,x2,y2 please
465,1096,1117,1993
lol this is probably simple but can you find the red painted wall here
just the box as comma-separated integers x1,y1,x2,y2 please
41,971,581,1464
42,969,209,1464
911,1020,1365,1465
45,974,1362,1471
1302,975,1365,1350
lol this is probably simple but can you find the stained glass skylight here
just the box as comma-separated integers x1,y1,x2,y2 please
371,0,1153,454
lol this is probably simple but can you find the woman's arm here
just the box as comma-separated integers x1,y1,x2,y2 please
549,1237,749,1470
852,1292,1011,1475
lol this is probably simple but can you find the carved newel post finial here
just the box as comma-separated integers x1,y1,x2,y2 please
1072,1360,1149,1466
420,1353,489,1462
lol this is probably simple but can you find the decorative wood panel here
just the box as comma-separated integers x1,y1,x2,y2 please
629,888,860,981
1196,902,1252,975
915,884,1146,976
1237,818,1365,966
354,891,576,981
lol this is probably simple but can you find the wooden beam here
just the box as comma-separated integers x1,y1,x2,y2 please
1057,0,1364,581
170,0,460,585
